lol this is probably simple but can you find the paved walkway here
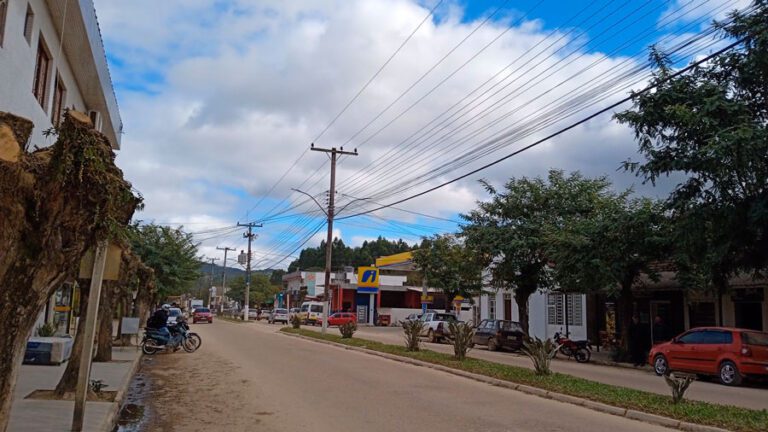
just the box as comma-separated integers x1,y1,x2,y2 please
8,346,141,432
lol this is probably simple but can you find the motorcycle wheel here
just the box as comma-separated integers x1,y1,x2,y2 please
560,346,573,357
575,347,591,363
141,340,158,355
183,333,202,352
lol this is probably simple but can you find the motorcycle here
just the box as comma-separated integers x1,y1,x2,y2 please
553,331,591,363
142,318,201,355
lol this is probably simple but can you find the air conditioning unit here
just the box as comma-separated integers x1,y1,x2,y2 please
88,110,102,131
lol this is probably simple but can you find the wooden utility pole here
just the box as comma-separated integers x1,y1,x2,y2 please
237,222,261,320
310,144,357,333
207,257,219,308
216,246,235,310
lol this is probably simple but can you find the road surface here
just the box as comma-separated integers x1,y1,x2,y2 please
133,320,677,432
300,324,768,410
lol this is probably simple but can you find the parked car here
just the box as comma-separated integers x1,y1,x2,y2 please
257,309,270,321
402,313,421,327
192,307,213,324
247,308,260,320
299,301,324,325
289,307,301,318
473,319,525,352
167,307,183,325
419,312,459,343
269,308,289,324
323,312,356,327
649,327,768,386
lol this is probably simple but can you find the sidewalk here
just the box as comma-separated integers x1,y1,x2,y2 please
8,346,142,432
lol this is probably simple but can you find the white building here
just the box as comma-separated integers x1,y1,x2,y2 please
0,0,121,149
0,0,121,335
475,289,589,341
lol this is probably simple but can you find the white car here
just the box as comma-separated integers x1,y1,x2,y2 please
167,307,183,325
269,308,289,324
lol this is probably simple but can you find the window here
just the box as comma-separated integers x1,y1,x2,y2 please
51,74,66,126
547,294,583,326
742,332,768,347
0,0,8,47
488,296,496,319
678,330,705,344
32,37,50,109
702,330,732,344
23,4,33,44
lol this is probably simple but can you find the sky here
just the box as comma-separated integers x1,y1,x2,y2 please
93,0,750,270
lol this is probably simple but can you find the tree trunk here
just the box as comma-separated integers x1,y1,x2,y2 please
618,281,634,356
515,284,536,336
0,111,139,432
94,284,113,362
54,282,89,396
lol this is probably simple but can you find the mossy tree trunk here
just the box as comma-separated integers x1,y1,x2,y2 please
0,111,139,432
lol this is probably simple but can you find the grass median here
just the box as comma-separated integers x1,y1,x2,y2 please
282,327,767,432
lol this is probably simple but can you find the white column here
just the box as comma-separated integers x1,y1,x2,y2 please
369,294,375,325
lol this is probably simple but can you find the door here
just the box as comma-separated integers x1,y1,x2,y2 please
735,302,763,331
473,320,488,344
504,294,512,321
687,330,732,373
668,330,704,371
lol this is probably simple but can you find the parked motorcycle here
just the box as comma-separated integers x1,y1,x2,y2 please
553,331,591,363
142,319,201,355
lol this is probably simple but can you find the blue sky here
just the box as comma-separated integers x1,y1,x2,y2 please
95,0,748,268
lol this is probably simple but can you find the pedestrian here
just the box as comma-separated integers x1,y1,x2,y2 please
652,315,667,344
628,315,644,366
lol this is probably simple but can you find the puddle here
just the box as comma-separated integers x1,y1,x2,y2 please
113,370,152,432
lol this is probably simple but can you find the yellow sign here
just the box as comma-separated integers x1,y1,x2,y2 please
420,294,434,302
357,266,380,288
78,244,123,281
54,306,71,312
454,295,465,301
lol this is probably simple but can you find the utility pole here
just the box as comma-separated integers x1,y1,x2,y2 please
237,222,262,321
310,144,358,333
207,257,219,308
216,246,235,311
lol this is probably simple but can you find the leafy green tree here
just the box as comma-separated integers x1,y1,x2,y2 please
227,274,279,307
615,2,768,310
545,197,670,349
269,269,286,286
127,223,201,302
412,235,484,310
461,170,614,335
288,236,415,271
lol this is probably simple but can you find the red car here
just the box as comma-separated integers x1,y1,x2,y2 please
192,307,213,324
320,312,356,327
649,327,768,386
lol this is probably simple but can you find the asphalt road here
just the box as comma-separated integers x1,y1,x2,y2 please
171,320,676,432
299,324,768,410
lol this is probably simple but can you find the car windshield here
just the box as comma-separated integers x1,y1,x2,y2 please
169,309,181,317
300,305,309,312
435,314,456,322
195,308,210,313
310,305,323,312
743,331,768,346
274,309,287,313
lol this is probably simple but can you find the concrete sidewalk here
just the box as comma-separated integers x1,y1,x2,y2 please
8,346,141,432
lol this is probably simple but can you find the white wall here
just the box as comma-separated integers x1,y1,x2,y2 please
0,0,87,147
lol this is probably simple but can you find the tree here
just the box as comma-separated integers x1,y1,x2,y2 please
227,274,279,307
615,2,768,312
287,236,415,271
461,170,613,335
127,223,201,302
545,197,670,351
269,269,286,286
412,235,484,310
0,111,139,430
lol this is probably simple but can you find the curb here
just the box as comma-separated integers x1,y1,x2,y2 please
99,348,143,432
281,332,731,432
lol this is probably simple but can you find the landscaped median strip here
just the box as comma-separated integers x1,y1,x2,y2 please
281,327,766,432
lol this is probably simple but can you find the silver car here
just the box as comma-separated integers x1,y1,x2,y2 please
269,308,289,324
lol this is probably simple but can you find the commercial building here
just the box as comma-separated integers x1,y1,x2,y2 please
1,0,121,335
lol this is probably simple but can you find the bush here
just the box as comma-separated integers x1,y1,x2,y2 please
36,322,56,337
290,315,301,329
402,319,425,352
665,372,695,404
448,321,475,360
521,337,559,376
339,321,357,338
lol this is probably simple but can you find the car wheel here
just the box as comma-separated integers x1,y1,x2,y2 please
653,354,669,376
427,329,437,343
488,337,499,352
719,360,742,386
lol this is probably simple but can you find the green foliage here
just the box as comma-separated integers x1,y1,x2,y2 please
36,322,56,337
227,274,279,307
615,3,768,281
339,321,357,338
290,314,302,329
283,328,767,432
127,223,201,301
402,319,425,352
448,321,475,360
461,170,614,333
288,236,415,272
269,269,286,286
412,235,483,305
521,337,559,376
664,372,695,404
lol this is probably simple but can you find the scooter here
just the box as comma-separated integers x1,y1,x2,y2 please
554,331,591,363
142,319,201,355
